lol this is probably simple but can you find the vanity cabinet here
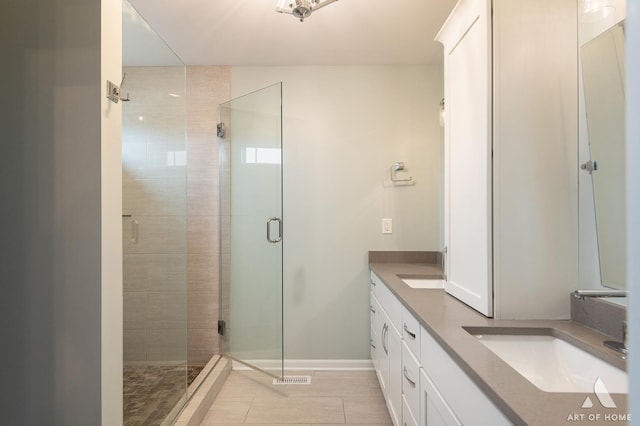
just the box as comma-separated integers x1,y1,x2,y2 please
436,0,578,318
437,0,493,317
371,273,402,426
371,271,509,425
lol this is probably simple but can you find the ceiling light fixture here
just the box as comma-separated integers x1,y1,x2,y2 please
275,0,339,22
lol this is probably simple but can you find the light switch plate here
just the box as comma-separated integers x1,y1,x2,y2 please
382,218,393,234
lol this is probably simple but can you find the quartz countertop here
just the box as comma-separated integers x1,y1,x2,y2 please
369,260,628,425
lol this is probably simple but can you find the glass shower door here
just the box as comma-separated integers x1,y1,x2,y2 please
122,1,188,424
219,83,284,378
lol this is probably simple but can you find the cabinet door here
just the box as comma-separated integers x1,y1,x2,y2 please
387,321,402,426
420,369,461,426
371,293,385,392
377,307,401,426
402,395,418,426
436,0,493,317
374,292,401,426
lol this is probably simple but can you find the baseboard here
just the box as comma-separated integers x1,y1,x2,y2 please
231,359,373,371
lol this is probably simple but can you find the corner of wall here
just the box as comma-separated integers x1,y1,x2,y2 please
101,0,123,424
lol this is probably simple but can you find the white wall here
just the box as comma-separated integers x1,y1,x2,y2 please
231,66,443,360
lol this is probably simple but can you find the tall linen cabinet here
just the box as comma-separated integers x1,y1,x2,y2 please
436,0,578,319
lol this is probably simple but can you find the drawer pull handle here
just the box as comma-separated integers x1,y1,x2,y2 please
382,323,389,355
370,338,376,349
371,280,376,286
404,366,416,386
370,306,376,313
403,323,416,339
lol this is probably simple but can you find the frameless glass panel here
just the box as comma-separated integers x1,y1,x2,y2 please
219,83,284,378
122,1,188,424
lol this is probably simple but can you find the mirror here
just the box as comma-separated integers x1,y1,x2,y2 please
579,5,626,290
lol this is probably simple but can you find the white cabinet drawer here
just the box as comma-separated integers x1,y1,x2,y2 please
370,270,384,296
401,341,420,420
371,272,402,332
401,305,421,358
421,327,511,425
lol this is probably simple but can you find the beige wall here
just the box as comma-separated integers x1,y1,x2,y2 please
186,66,231,364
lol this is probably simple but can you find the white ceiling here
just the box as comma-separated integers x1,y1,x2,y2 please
126,0,458,66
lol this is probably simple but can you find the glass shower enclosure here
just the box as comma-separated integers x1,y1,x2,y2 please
122,1,189,424
219,83,285,379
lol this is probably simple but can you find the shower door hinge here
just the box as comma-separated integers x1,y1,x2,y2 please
217,122,226,138
217,320,226,336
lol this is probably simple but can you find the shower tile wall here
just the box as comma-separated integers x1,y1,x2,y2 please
123,65,230,366
186,66,231,365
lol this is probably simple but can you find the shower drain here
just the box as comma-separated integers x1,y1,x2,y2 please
272,375,311,385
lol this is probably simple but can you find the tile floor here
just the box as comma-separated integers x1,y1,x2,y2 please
199,370,392,425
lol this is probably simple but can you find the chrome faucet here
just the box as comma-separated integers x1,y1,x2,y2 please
604,321,628,356
573,289,628,300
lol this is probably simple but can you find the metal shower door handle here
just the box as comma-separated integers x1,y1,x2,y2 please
267,217,282,243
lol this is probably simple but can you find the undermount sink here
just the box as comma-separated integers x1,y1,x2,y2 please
466,328,627,394
399,277,445,289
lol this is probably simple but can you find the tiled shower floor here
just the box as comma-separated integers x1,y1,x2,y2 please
123,364,205,426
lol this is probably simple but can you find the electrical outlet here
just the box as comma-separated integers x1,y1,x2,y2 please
382,218,393,234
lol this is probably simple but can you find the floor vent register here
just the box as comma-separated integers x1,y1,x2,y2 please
272,375,311,385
